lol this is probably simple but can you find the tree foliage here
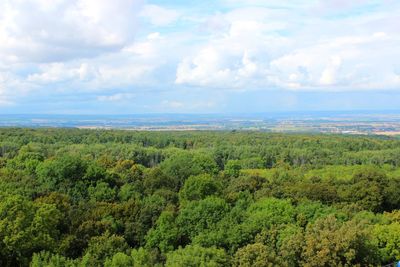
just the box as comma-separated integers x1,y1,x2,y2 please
0,128,399,266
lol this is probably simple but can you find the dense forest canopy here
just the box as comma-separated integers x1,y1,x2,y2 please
0,128,400,266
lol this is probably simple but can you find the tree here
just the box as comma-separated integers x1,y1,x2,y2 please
233,243,282,267
118,183,140,202
88,181,116,202
0,195,62,266
145,210,180,253
338,167,388,212
119,195,167,246
179,174,222,203
372,223,400,264
176,197,229,242
143,167,178,194
31,251,77,267
81,233,129,267
224,160,241,178
130,247,161,267
301,215,378,266
161,152,218,188
36,155,87,189
36,155,88,201
245,198,295,231
165,245,229,267
382,178,400,211
104,252,133,267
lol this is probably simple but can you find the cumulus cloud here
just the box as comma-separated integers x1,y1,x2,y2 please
0,0,143,63
175,2,400,91
1,0,400,111
270,32,400,90
20,30,173,93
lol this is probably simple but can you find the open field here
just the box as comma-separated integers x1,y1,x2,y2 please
2,112,400,136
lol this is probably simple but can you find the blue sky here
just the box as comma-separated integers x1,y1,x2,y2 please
0,0,399,114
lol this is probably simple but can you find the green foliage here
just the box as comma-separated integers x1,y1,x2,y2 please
81,233,129,266
301,215,379,266
145,210,180,253
246,198,295,230
130,247,161,267
0,195,62,266
161,152,218,187
88,181,116,202
165,245,229,267
372,223,400,263
338,167,388,212
31,251,77,267
36,155,87,188
102,248,161,267
143,167,178,194
119,195,167,246
224,160,241,178
179,174,222,202
1,129,400,266
177,197,229,241
118,183,140,201
104,252,133,267
233,243,282,267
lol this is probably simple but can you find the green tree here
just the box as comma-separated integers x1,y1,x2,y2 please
0,195,62,266
179,174,222,203
36,155,87,189
81,233,129,267
224,160,241,178
104,252,133,267
245,198,295,232
233,243,282,267
88,181,116,202
165,245,229,267
161,152,218,187
177,197,229,242
145,210,180,253
31,251,77,267
338,167,387,212
130,247,161,267
143,167,178,194
372,223,400,264
301,215,378,266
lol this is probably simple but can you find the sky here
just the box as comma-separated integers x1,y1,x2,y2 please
0,0,399,114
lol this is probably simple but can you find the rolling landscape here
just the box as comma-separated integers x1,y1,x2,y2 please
1,0,400,266
1,128,400,266
2,112,400,136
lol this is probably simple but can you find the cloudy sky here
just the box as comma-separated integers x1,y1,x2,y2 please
0,0,399,114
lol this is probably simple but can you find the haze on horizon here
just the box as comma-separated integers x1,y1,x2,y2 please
0,0,399,114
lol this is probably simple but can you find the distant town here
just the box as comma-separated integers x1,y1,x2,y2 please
1,112,400,136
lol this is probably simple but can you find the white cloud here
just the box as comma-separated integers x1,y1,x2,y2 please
319,56,342,85
175,16,289,89
271,32,400,90
161,99,216,111
0,0,143,63
1,0,400,111
22,30,175,92
140,4,180,26
175,2,400,92
0,70,31,105
162,100,184,109
97,93,135,102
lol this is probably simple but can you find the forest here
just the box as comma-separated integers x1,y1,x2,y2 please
0,128,400,266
